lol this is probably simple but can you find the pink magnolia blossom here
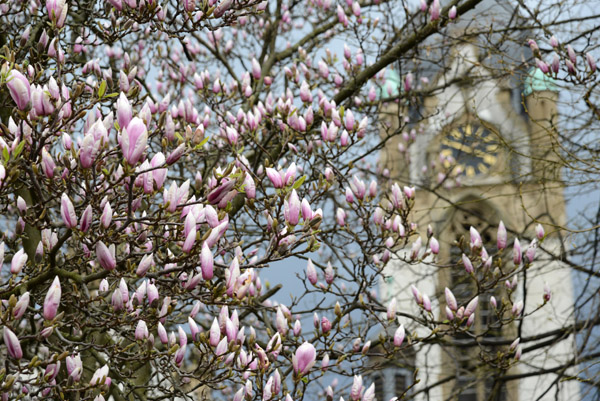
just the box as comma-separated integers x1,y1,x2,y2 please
13,291,30,320
79,205,92,232
46,0,68,27
497,221,507,250
61,193,77,228
43,276,61,320
120,117,148,165
284,189,301,225
393,325,405,347
90,365,111,387
306,259,317,285
11,248,27,274
293,342,316,375
96,241,116,270
135,320,149,340
449,5,457,19
513,238,522,265
445,287,457,311
3,327,23,359
6,70,31,110
66,353,82,382
201,242,214,280
462,254,474,274
116,92,132,129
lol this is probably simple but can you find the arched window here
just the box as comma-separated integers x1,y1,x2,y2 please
439,198,512,401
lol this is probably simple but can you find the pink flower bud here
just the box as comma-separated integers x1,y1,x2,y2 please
470,226,482,249
6,70,31,110
90,365,111,387
284,189,301,225
266,167,284,188
276,307,288,336
116,92,132,129
13,291,29,320
387,297,397,320
209,317,220,346
306,259,318,285
300,81,312,103
243,173,256,199
324,262,335,284
318,60,329,79
96,241,116,270
99,279,109,292
101,202,113,228
464,296,478,317
182,214,197,253
525,239,537,263
136,253,154,277
462,254,474,274
120,117,148,165
351,375,363,401
43,276,61,320
552,55,560,73
321,316,332,333
567,45,577,65
466,312,475,327
61,193,77,228
147,282,159,306
422,294,432,312
135,320,149,340
200,242,214,280
429,237,439,254
251,58,262,80
445,287,457,311
293,319,302,337
79,205,92,232
393,325,405,347
445,306,454,320
11,248,27,274
66,353,82,381
215,337,228,356
41,148,56,179
587,53,597,72
513,238,522,265
510,337,520,352
535,224,545,240
293,342,316,375
411,285,423,305
448,5,457,19
497,221,507,250
512,300,524,316
46,0,68,27
363,383,375,401
3,327,23,359
157,322,168,344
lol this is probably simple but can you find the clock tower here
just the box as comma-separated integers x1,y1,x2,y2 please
376,2,579,401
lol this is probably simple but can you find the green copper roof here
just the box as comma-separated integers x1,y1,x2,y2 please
523,67,559,96
378,69,401,99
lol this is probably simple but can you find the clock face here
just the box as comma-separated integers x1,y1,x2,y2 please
439,124,499,177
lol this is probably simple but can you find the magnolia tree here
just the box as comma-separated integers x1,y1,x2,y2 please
0,0,599,399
